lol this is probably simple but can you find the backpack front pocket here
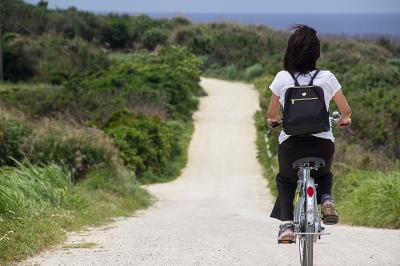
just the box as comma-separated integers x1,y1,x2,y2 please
291,97,319,104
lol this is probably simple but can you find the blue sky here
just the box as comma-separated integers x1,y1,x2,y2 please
25,0,400,13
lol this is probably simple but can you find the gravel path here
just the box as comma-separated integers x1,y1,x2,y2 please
23,78,400,266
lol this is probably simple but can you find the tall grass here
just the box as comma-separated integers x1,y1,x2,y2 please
334,171,400,228
0,162,150,264
0,162,72,217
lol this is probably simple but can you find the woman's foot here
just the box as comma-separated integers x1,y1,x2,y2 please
321,195,339,225
278,222,295,243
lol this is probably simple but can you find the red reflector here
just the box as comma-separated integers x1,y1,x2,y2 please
307,186,314,197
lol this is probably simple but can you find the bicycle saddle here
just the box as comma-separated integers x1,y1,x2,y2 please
292,157,326,169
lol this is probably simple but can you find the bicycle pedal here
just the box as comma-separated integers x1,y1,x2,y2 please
278,239,296,244
323,215,339,225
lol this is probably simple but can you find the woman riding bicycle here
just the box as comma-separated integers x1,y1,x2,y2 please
266,25,352,242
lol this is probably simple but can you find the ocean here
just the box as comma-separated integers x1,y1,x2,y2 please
146,13,400,40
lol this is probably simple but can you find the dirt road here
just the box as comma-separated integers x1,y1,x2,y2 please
23,78,400,265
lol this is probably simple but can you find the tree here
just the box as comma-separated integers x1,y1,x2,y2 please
37,0,48,8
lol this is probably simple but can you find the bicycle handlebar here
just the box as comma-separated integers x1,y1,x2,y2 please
330,111,351,129
266,111,351,135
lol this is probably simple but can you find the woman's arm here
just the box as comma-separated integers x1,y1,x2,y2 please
332,89,352,127
266,93,281,127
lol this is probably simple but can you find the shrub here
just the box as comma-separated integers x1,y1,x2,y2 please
103,110,175,178
22,119,119,180
225,64,240,80
141,28,168,50
245,63,265,80
71,46,203,122
50,7,102,41
0,83,72,117
0,114,29,165
3,34,109,82
100,15,132,49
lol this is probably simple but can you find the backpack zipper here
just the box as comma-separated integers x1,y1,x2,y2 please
291,97,318,104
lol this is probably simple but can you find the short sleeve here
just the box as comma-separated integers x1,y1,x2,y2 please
269,71,285,97
327,72,342,96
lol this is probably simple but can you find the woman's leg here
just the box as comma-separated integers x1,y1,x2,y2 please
311,138,335,204
270,139,299,221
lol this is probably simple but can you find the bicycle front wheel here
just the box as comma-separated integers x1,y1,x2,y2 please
299,224,314,266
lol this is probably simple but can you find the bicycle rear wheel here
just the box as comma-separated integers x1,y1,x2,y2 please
299,224,314,266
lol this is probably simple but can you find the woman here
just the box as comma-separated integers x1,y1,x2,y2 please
266,25,352,242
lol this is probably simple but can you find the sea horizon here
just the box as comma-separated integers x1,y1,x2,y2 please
112,12,400,41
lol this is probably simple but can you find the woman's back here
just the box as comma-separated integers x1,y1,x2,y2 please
269,69,341,144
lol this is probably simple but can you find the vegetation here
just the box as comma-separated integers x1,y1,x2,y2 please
0,1,204,263
0,162,150,264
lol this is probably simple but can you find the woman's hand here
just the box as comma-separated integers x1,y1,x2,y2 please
336,116,351,128
267,118,281,128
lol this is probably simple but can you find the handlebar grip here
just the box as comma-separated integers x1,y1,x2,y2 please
339,122,351,127
270,121,281,128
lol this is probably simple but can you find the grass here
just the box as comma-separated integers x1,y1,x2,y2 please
334,170,400,228
255,111,279,196
0,163,150,265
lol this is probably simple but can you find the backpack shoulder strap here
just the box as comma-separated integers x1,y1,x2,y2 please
308,69,320,86
289,72,300,86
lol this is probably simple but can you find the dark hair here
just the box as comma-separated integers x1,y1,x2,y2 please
283,25,320,75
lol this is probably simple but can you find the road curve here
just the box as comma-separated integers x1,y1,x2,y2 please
23,78,400,266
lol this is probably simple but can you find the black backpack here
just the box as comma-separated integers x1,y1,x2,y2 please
282,70,330,136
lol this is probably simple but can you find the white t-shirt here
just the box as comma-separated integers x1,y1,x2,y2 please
269,70,342,144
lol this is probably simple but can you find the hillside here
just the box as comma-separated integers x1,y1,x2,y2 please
0,0,399,263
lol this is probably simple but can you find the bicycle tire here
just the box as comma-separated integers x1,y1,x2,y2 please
299,224,314,266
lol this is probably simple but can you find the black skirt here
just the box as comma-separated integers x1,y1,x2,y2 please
270,136,335,221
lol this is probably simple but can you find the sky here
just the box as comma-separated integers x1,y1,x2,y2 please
25,0,400,14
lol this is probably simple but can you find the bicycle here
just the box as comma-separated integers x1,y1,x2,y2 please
266,111,350,266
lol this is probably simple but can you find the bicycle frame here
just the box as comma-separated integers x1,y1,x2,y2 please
294,167,321,230
294,165,324,266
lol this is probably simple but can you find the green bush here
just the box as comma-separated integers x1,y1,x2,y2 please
0,114,28,165
100,15,133,49
104,111,174,179
141,28,168,50
69,46,202,122
49,7,103,41
0,0,50,35
245,63,265,80
0,83,72,116
3,33,109,82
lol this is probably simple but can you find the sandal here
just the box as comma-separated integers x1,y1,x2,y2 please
321,198,339,225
